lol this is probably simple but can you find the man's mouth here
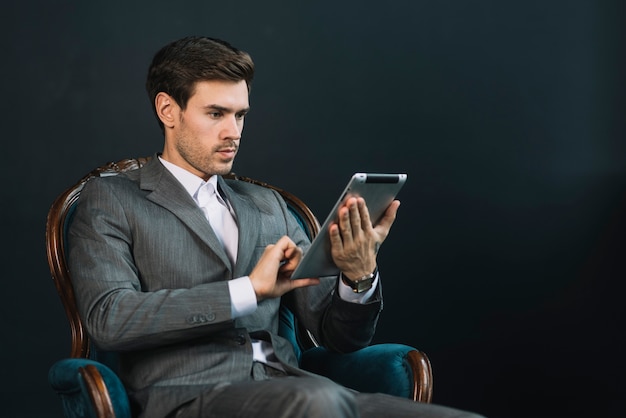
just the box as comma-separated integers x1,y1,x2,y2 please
217,148,237,159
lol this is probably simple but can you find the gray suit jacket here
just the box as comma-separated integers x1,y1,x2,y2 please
68,155,382,415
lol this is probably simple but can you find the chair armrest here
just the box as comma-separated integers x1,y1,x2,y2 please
49,358,131,418
300,343,433,403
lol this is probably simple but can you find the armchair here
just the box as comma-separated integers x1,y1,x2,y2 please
46,157,433,418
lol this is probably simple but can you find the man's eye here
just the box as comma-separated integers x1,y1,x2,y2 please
236,113,246,120
209,112,222,118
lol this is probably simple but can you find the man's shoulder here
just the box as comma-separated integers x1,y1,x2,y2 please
223,176,278,196
85,169,140,189
223,176,286,212
79,169,145,204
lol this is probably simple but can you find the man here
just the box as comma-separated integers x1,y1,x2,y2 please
69,36,483,417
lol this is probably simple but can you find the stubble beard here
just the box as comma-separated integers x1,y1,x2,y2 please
176,141,238,178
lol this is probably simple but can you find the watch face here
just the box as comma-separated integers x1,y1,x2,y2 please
355,277,374,293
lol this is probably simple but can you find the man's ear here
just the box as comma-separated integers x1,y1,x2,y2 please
155,92,177,128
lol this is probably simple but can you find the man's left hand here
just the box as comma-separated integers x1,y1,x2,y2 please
329,197,400,280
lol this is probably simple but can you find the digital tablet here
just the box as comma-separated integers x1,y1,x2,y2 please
291,173,407,279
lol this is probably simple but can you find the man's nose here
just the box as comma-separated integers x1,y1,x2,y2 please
222,116,242,139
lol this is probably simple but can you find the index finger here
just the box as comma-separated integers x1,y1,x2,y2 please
274,235,297,252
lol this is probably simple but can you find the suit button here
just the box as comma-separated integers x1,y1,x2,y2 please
235,334,246,345
186,313,215,324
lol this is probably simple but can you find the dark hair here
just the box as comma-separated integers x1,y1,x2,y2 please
146,36,255,131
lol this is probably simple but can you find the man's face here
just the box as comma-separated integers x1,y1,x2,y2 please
163,79,250,180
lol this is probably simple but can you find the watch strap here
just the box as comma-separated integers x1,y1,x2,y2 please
341,267,378,293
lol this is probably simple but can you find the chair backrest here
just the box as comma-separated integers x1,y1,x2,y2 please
45,156,321,359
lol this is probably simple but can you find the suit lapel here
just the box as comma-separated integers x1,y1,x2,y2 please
218,176,261,278
139,156,233,272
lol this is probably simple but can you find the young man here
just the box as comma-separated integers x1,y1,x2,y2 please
68,36,483,418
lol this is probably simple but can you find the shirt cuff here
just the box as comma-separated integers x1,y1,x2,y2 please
228,276,257,318
337,272,379,303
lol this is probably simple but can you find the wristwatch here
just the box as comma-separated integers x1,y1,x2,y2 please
341,267,377,293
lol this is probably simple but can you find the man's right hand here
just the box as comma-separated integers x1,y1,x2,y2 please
249,235,320,301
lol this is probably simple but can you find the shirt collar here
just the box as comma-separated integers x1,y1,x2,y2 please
158,156,220,200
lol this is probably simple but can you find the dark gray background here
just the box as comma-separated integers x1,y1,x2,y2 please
2,1,625,417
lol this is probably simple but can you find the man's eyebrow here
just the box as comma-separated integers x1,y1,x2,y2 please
203,104,250,114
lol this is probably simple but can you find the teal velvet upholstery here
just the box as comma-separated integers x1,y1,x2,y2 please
48,162,430,417
49,358,131,418
278,303,304,363
300,344,418,399
279,308,419,398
